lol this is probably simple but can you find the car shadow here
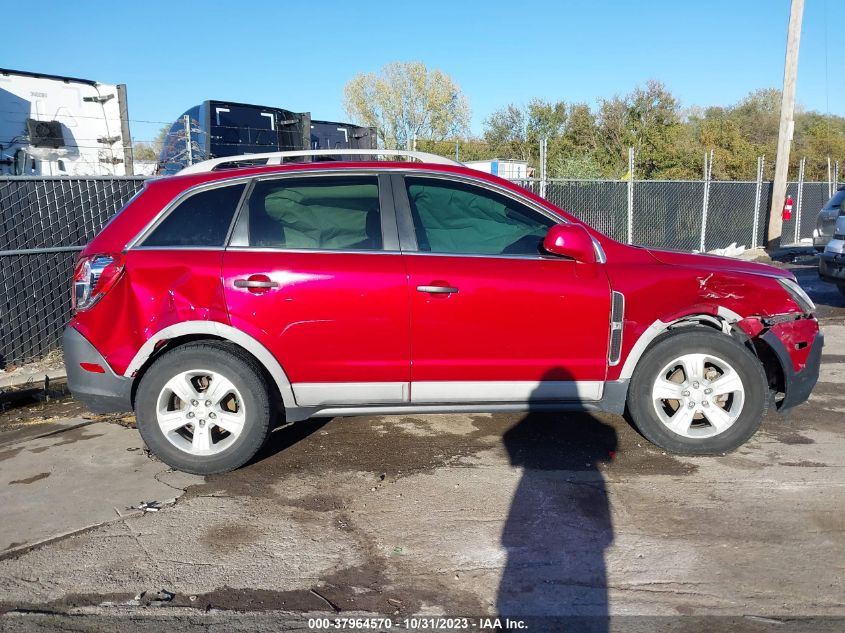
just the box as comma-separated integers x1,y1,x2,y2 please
247,416,333,465
497,370,617,632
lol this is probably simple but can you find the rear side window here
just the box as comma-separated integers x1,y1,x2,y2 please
143,184,245,247
247,176,382,250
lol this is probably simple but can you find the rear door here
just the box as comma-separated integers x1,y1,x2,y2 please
392,173,611,404
222,172,411,407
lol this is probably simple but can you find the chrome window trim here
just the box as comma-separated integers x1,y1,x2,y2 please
225,246,402,256
400,251,562,262
130,246,227,252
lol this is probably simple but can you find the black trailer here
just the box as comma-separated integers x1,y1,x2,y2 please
159,100,376,174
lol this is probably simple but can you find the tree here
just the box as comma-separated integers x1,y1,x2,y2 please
551,153,605,179
132,125,170,162
483,104,529,161
561,103,597,155
343,62,470,149
478,83,844,181
482,99,567,165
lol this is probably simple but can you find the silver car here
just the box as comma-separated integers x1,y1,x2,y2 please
813,186,845,250
819,214,845,296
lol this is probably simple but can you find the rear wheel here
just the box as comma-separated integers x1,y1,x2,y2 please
627,329,768,455
135,342,273,474
837,283,845,298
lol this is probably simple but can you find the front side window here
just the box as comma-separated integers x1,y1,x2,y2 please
404,177,554,256
247,176,382,250
143,183,245,247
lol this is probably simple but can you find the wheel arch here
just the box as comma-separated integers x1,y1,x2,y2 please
124,321,296,409
618,309,744,381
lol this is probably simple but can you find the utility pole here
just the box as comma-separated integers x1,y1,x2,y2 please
116,84,134,176
767,0,804,251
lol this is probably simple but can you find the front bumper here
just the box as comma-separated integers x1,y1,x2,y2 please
63,327,133,413
760,329,823,412
819,250,845,284
813,234,830,250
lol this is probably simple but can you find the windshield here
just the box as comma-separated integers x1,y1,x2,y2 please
823,189,845,210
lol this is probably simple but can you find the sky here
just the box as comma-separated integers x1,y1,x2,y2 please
2,0,842,144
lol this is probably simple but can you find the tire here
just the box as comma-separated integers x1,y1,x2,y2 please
837,283,845,298
135,342,274,474
627,328,768,455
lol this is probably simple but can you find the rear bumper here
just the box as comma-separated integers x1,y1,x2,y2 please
760,329,823,412
63,327,133,413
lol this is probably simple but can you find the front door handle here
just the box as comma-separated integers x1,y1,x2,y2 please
416,285,459,294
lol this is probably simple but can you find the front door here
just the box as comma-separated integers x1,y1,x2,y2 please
394,174,611,404
222,173,410,407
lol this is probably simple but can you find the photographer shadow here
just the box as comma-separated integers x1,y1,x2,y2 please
497,368,617,632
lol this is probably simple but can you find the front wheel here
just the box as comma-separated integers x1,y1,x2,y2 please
135,342,273,474
627,329,768,455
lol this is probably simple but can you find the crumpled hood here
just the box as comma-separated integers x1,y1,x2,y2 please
647,248,793,280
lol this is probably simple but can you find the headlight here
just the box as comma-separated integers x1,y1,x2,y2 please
777,278,816,313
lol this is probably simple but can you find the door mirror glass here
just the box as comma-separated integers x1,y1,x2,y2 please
542,224,597,263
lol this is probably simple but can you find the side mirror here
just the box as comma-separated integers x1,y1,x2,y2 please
542,224,597,263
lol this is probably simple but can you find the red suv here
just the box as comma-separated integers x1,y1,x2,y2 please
64,150,823,474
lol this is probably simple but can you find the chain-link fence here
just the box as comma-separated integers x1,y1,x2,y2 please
517,178,829,252
1,177,146,368
0,175,834,368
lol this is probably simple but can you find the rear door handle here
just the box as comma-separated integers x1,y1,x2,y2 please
234,279,279,288
416,285,459,294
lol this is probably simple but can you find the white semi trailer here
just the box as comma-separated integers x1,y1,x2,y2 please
0,68,137,176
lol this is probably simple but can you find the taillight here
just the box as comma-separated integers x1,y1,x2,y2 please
72,253,125,312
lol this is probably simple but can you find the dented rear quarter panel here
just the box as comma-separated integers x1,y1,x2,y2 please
71,250,229,375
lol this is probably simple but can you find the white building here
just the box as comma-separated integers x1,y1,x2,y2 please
462,158,532,180
0,68,137,176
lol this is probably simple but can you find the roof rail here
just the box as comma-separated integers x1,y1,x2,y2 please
177,149,462,175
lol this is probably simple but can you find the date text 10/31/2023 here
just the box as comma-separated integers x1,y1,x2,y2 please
307,617,529,630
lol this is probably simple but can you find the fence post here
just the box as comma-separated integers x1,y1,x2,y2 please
539,137,548,200
626,147,634,244
183,114,193,166
752,155,765,248
794,156,805,243
699,149,713,252
828,157,833,198
835,161,840,192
